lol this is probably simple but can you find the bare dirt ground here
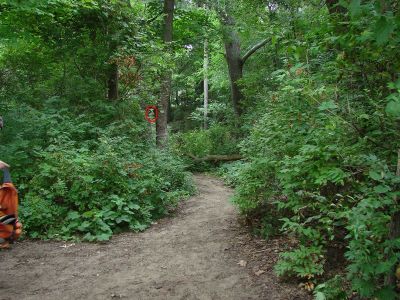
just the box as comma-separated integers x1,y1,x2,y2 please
0,174,310,300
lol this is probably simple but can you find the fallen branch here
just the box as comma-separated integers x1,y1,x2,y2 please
186,153,243,162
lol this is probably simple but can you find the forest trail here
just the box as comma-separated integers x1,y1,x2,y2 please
0,175,306,300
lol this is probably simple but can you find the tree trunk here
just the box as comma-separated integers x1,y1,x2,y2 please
222,15,243,117
203,38,209,129
107,62,119,101
325,0,346,14
156,0,174,148
221,13,268,117
186,153,243,162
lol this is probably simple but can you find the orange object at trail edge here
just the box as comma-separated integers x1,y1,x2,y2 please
0,182,20,241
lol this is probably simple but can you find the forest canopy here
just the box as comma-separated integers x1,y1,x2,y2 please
1,0,400,299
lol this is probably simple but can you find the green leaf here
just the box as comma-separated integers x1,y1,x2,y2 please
77,221,91,231
116,215,130,224
353,278,375,297
318,101,338,111
385,101,400,117
96,233,111,241
128,203,141,210
67,211,80,220
375,261,393,274
388,79,400,90
369,171,382,181
374,185,390,194
130,222,147,231
375,287,397,300
374,16,394,45
315,291,326,300
348,0,361,16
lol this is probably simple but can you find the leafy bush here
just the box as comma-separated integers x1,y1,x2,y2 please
172,130,212,158
172,124,240,157
230,4,400,296
0,100,194,241
0,1,195,242
313,276,347,300
19,133,194,241
275,245,325,280
217,160,246,187
171,124,241,171
235,86,400,296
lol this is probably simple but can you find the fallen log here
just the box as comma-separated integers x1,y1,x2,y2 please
186,153,243,162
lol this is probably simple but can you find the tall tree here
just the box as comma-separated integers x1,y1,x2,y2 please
156,0,175,148
218,6,268,116
221,14,243,117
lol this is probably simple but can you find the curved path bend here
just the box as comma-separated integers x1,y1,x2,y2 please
0,175,306,300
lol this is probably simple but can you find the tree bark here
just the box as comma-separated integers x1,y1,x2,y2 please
107,62,119,101
156,0,174,148
325,0,346,14
222,15,243,117
241,39,269,66
186,153,242,162
220,12,268,117
203,38,209,129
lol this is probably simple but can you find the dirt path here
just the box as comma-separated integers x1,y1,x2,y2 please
0,175,308,300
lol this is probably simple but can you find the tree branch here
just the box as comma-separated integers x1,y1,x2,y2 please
146,11,164,24
241,39,270,66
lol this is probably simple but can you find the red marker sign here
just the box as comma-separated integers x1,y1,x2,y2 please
145,106,159,124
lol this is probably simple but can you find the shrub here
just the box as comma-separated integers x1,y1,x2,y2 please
18,135,194,241
217,160,246,187
313,276,347,300
171,124,241,171
0,99,194,241
232,45,400,297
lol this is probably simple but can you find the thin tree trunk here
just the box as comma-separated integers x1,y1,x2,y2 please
203,39,209,129
107,62,119,101
156,0,174,148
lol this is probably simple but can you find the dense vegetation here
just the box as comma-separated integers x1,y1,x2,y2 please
1,0,399,299
0,1,194,241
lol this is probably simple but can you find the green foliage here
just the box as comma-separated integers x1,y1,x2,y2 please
0,101,194,241
227,0,400,297
275,245,325,279
253,214,278,240
217,161,246,187
0,0,195,241
19,132,194,241
232,158,276,214
1,0,400,297
20,196,67,239
345,157,400,299
313,275,347,300
171,124,241,171
173,130,212,158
